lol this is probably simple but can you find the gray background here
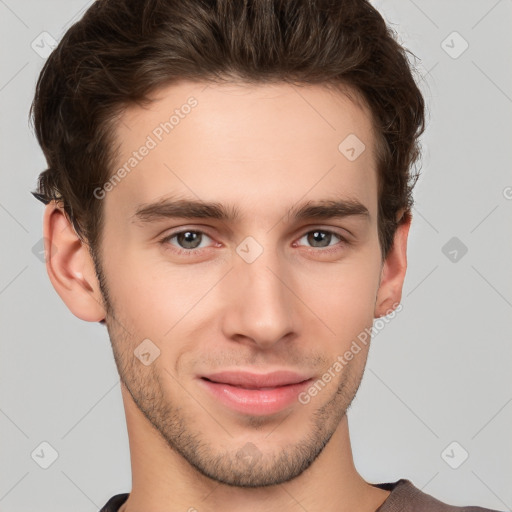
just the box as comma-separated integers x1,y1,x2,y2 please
1,0,511,511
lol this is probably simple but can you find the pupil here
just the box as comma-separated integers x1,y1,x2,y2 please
309,230,330,247
179,231,201,249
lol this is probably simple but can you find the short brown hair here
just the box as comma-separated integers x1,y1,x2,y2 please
30,0,426,261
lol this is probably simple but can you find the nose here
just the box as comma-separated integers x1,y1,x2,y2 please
221,246,297,350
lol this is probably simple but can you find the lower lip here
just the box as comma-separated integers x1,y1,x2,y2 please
199,378,312,415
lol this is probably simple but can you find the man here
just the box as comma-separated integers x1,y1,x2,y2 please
30,0,502,511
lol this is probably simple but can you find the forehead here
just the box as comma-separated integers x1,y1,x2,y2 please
106,80,379,226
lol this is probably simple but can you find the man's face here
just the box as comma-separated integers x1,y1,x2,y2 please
97,81,384,487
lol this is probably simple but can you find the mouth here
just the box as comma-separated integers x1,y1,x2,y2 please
197,370,313,415
202,379,298,390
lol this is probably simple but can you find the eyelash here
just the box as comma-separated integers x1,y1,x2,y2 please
158,228,349,257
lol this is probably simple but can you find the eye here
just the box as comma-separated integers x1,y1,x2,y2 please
160,230,215,253
159,227,348,257
295,229,347,250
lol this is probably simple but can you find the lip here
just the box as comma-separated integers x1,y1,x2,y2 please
198,370,313,415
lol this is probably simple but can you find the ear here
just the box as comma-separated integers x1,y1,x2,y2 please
42,201,106,322
374,209,411,318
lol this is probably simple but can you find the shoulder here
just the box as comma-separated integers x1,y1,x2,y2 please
99,493,129,512
374,479,504,512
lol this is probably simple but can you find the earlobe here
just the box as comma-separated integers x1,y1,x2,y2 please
374,211,411,318
43,201,106,322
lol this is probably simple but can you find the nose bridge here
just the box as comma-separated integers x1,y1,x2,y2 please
221,237,296,348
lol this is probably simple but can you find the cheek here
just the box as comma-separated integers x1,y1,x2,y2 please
104,249,225,335
295,253,381,327
299,283,377,355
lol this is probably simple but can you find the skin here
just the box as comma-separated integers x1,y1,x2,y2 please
43,81,410,512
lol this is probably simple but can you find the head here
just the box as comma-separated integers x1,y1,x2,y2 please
31,0,425,488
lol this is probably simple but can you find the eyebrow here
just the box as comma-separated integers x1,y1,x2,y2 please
131,196,370,225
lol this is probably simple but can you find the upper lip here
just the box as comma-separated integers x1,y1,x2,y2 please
200,370,312,388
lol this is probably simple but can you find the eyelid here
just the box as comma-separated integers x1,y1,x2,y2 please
296,222,354,239
295,224,350,241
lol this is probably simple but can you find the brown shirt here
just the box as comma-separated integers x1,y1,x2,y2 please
99,479,503,511
372,479,503,512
